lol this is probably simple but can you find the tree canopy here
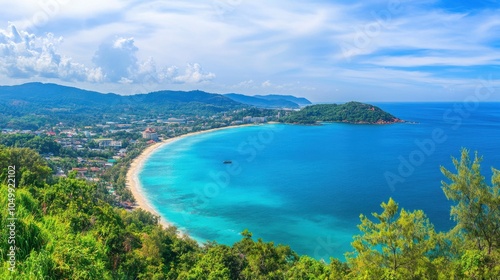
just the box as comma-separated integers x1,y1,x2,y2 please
281,102,403,124
1,146,499,279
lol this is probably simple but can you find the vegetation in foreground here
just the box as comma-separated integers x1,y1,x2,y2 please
1,146,499,279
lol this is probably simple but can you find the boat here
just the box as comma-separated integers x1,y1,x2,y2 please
223,160,232,164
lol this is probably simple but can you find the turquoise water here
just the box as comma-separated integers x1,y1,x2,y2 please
138,102,500,260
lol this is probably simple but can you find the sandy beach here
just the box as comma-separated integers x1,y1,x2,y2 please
125,124,257,235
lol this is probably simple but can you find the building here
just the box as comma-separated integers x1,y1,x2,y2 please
251,117,267,123
243,116,267,123
142,128,159,141
95,139,123,148
166,118,187,124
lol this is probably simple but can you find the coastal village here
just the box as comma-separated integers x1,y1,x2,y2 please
0,109,276,208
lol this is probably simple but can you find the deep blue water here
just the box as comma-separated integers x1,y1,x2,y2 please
138,102,500,260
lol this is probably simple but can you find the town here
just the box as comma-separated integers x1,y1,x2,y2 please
0,108,278,208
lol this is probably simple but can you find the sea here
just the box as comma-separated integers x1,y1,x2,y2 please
138,102,500,260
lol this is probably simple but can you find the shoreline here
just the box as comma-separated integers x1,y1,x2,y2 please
125,124,259,237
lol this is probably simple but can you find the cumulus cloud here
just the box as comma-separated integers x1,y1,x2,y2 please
0,24,216,86
233,79,255,88
173,63,216,83
261,80,272,87
92,37,138,82
91,37,216,84
0,23,102,82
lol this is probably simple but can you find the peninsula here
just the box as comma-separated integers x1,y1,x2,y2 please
281,101,404,124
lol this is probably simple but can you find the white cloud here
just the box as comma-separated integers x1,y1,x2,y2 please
86,67,104,83
92,37,138,82
0,23,102,82
118,77,133,84
91,37,216,84
334,9,500,68
0,24,217,86
173,63,216,84
366,55,500,67
0,1,499,100
262,80,272,87
233,79,255,88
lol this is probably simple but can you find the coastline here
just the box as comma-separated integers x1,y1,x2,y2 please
125,124,258,237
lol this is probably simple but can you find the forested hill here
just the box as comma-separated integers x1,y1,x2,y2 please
254,94,311,107
281,102,403,124
224,93,302,109
0,83,315,129
0,83,248,129
0,82,242,114
224,93,312,109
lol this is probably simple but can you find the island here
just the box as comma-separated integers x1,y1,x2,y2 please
280,101,404,124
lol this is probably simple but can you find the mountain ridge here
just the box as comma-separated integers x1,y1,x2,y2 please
0,82,311,109
224,93,305,109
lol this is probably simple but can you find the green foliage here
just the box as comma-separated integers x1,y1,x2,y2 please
346,198,440,279
120,208,159,232
0,147,52,188
285,256,330,279
282,101,401,124
233,230,299,279
0,134,62,155
0,83,246,129
440,148,500,278
441,148,500,254
180,245,235,280
1,145,500,279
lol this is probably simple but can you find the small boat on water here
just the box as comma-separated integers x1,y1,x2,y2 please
223,160,232,164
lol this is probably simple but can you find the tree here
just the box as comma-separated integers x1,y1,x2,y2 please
346,198,439,279
233,230,299,280
180,245,236,280
440,148,500,254
0,147,52,188
285,256,330,279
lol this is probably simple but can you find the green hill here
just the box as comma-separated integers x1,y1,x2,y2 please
0,83,246,129
224,93,309,109
281,101,403,124
254,94,312,106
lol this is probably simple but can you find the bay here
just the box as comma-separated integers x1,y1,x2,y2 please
138,102,500,260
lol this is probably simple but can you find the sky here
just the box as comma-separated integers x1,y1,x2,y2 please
0,0,499,102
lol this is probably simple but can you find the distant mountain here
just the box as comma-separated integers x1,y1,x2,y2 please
0,82,316,129
0,82,119,107
0,83,242,113
224,93,311,109
224,93,299,109
254,94,312,106
0,83,245,128
0,83,239,108
134,90,237,107
281,102,403,124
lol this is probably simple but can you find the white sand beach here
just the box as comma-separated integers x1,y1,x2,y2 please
125,125,256,235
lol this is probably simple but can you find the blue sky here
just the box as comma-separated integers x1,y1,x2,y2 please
0,0,499,102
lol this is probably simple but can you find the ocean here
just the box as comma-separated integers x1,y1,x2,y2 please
138,102,500,260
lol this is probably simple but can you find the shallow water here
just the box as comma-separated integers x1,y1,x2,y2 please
138,102,500,260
